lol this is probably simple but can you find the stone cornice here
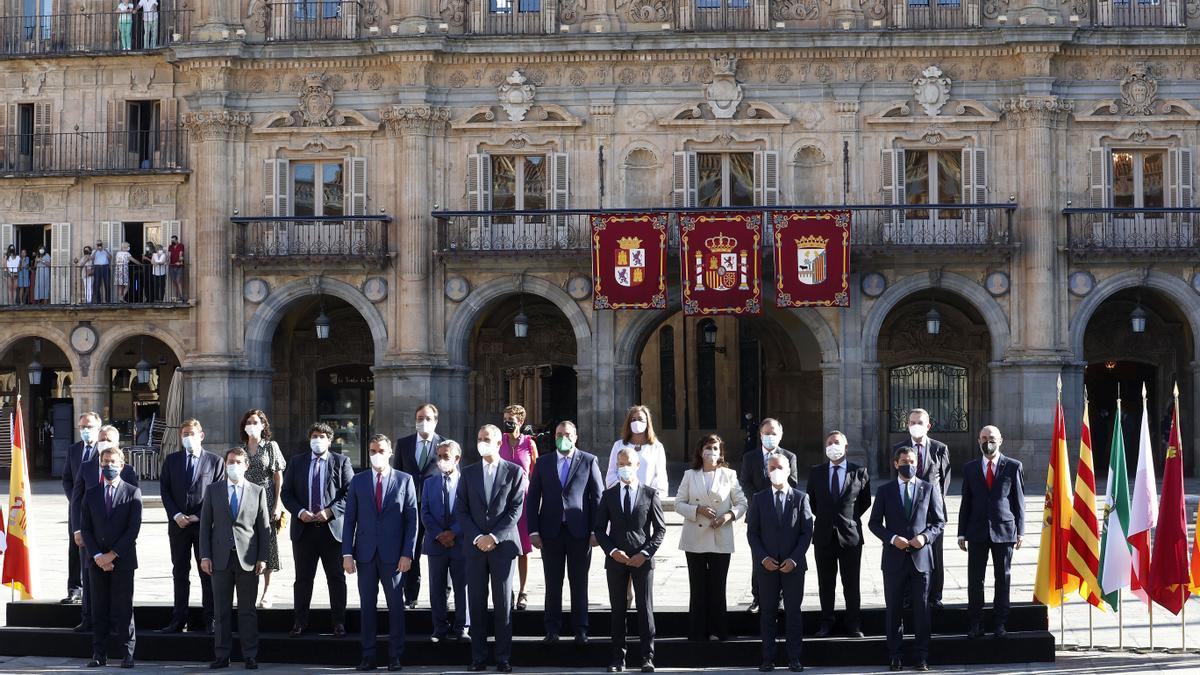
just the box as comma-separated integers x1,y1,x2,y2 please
381,105,452,135
182,110,253,141
1001,97,1074,129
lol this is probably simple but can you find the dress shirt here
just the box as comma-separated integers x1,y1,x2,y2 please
415,435,434,470
607,480,648,558
442,470,460,513
890,477,920,547
702,469,716,492
228,480,244,517
173,448,202,521
765,485,796,567
828,460,845,494
94,478,122,563
302,451,328,519
473,460,502,547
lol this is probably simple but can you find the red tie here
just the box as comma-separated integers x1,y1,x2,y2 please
375,473,383,513
985,461,994,490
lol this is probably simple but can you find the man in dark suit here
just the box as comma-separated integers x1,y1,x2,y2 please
79,446,142,669
158,418,225,634
869,446,946,672
72,425,139,635
528,420,604,644
62,413,101,612
740,418,798,614
199,447,270,670
455,424,526,673
891,408,951,609
421,440,470,643
343,434,418,672
594,447,667,674
281,422,355,638
806,430,872,638
394,403,444,608
958,425,1025,640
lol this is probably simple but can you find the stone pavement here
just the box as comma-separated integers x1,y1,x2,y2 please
2,473,1199,668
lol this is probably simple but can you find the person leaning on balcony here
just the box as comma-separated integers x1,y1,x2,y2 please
17,249,31,304
92,241,112,304
33,246,50,304
114,242,138,303
116,0,134,50
136,0,158,47
5,245,19,303
75,246,94,304
151,244,168,302
168,235,185,301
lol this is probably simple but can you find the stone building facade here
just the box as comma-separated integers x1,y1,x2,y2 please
1,0,1198,481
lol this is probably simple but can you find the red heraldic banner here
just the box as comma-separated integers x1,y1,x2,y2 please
680,212,762,316
773,210,851,308
592,212,668,310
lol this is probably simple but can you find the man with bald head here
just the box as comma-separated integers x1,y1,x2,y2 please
957,425,1024,640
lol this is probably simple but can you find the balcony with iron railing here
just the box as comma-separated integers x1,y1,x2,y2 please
264,1,364,40
0,262,188,309
1088,0,1185,27
433,204,1017,255
0,128,187,178
1063,207,1200,258
232,216,391,265
0,9,191,56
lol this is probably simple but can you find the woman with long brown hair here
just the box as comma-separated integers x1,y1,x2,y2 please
238,408,287,608
604,405,668,497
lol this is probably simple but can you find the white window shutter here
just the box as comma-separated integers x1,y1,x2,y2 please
881,148,905,234
345,156,367,216
0,224,10,305
466,153,492,249
1089,148,1111,209
673,151,697,208
1168,147,1194,244
50,222,70,304
102,222,119,251
263,158,289,216
754,150,779,207
33,102,51,166
0,104,10,171
548,152,569,246
960,147,987,237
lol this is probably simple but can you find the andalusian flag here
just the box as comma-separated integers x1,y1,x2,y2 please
1099,397,1132,610
1128,385,1158,608
1034,380,1079,606
1147,387,1190,614
1067,395,1104,609
2,396,33,599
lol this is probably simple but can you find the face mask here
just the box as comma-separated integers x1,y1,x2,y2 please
555,436,574,454
629,420,648,435
102,464,120,481
617,465,636,483
908,424,927,440
182,436,199,452
96,440,114,453
897,464,917,479
702,449,721,464
768,468,789,487
825,444,846,462
761,434,780,450
369,453,390,470
437,458,455,474
38,249,44,255
225,464,244,482
980,441,999,457
310,438,328,455
502,420,517,433
80,427,97,444
244,424,263,439
477,442,495,458
416,420,436,436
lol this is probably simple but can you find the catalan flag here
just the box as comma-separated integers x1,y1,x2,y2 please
1034,380,1079,606
1067,395,1104,609
1148,388,1190,614
2,396,33,599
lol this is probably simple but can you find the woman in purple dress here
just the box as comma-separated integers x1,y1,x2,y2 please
500,403,538,611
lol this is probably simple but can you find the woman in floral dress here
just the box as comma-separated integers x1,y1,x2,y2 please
239,408,286,608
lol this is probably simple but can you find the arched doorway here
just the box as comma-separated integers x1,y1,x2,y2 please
103,335,182,450
1082,288,1194,477
468,294,578,444
0,336,75,477
270,296,377,466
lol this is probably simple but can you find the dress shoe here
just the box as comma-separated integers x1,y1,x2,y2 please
966,625,984,639
915,662,930,672
543,633,559,643
244,659,258,670
468,663,486,672
61,589,82,604
450,629,469,641
931,601,944,610
814,624,833,638
889,659,903,671
356,657,376,671
333,623,348,638
288,623,307,637
789,663,804,672
158,621,186,634
640,658,655,673
497,662,513,673
209,658,231,669
429,634,443,643
87,657,107,668
387,658,402,672
846,626,865,638
73,621,92,633
405,599,419,609
607,665,623,673
759,663,775,672
994,625,1007,639
121,657,135,669
748,599,760,613
574,632,589,645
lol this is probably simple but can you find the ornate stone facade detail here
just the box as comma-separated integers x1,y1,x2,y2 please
1001,97,1073,129
440,0,466,26
704,53,743,120
860,0,887,20
381,105,452,134
128,185,151,208
498,70,536,122
912,66,951,117
620,0,672,23
1118,64,1160,116
19,190,43,213
982,0,1010,18
560,0,583,23
771,0,819,20
182,110,253,141
21,72,45,96
361,0,383,27
1129,127,1152,143
294,73,344,127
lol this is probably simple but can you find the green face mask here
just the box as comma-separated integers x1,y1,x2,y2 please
555,436,574,454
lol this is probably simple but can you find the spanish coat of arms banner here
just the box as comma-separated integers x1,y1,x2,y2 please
591,212,668,310
772,210,851,308
680,212,762,316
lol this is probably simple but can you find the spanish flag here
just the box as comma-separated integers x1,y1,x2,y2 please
1067,395,1104,609
1034,379,1079,606
2,396,33,599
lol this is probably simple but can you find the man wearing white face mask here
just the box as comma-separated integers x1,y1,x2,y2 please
805,431,872,638
62,412,102,610
158,419,224,635
740,418,798,614
891,408,950,609
421,440,470,643
281,422,355,638
395,403,445,608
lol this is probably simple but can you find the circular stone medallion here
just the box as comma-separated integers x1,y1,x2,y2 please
985,271,1010,297
566,276,593,301
444,276,471,302
363,277,388,303
1068,271,1096,297
861,272,887,298
243,278,270,303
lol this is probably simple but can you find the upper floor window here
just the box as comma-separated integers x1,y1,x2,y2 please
263,157,366,217
905,150,962,216
492,155,546,212
294,0,342,19
491,0,540,12
674,150,778,208
1089,147,1191,211
293,161,344,217
1112,150,1164,209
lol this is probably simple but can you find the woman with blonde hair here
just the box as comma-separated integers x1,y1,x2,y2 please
605,405,669,497
499,403,538,611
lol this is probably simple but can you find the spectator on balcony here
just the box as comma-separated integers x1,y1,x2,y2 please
33,247,50,304
168,235,184,301
114,242,138,303
150,245,168,302
136,0,159,47
5,246,19,304
17,249,31,304
117,0,134,50
93,241,112,303
136,241,155,303
76,246,95,304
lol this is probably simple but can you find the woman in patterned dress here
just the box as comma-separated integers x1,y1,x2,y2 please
499,403,538,611
239,408,286,608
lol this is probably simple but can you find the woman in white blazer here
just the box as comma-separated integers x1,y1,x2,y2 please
675,433,748,641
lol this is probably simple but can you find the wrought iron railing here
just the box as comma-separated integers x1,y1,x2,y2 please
467,0,552,34
0,128,187,177
433,204,1017,253
0,261,187,307
894,0,974,28
1089,0,1185,26
1063,207,1200,257
0,10,191,55
232,216,391,261
266,1,363,40
692,0,762,31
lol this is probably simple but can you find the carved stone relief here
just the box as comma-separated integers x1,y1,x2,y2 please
704,53,743,120
912,66,951,117
498,70,536,122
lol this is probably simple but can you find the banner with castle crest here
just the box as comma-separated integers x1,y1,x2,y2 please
591,212,668,310
680,212,762,315
772,210,851,308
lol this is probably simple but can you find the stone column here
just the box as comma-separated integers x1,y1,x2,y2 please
860,361,882,473
71,383,108,424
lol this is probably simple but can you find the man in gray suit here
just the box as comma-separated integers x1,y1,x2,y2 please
200,447,270,670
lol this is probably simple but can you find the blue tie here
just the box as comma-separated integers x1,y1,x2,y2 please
185,453,195,483
230,486,240,519
559,456,569,486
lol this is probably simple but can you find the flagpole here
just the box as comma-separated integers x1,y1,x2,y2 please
1149,598,1154,651
1088,603,1094,650
1118,588,1124,650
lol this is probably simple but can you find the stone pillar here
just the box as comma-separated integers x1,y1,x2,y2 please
860,361,882,473
71,383,108,425
182,364,271,449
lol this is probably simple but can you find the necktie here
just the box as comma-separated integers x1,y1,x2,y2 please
775,491,785,524
484,464,493,504
442,475,451,525
902,482,913,519
185,453,195,483
310,457,323,514
915,444,924,476
98,466,105,485
623,486,632,517
84,444,94,462
105,484,114,515
559,456,569,486
986,461,995,490
418,440,429,470
375,473,383,513
230,485,240,519
830,464,841,496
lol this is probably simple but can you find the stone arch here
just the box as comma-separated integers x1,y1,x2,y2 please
92,324,187,375
1070,270,1200,362
0,326,81,376
862,272,1011,363
245,277,389,370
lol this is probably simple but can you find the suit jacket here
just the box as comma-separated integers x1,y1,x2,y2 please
71,456,139,533
740,446,799,497
421,472,465,559
868,478,946,575
395,432,444,494
675,467,748,554
454,459,526,560
80,480,142,570
199,480,271,571
280,450,355,542
957,454,1025,544
62,440,94,496
527,449,604,541
746,486,814,570
806,461,872,548
892,437,951,497
160,449,225,519
342,468,419,565
593,482,666,568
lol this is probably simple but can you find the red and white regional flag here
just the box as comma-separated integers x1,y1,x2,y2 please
2,396,34,598
1128,385,1158,608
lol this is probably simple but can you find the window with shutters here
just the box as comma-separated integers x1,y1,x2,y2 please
292,161,345,217
1112,150,1165,210
904,150,962,219
491,0,540,12
492,154,546,223
697,152,754,207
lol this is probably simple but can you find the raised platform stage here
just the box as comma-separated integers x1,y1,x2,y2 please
1,601,1055,668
